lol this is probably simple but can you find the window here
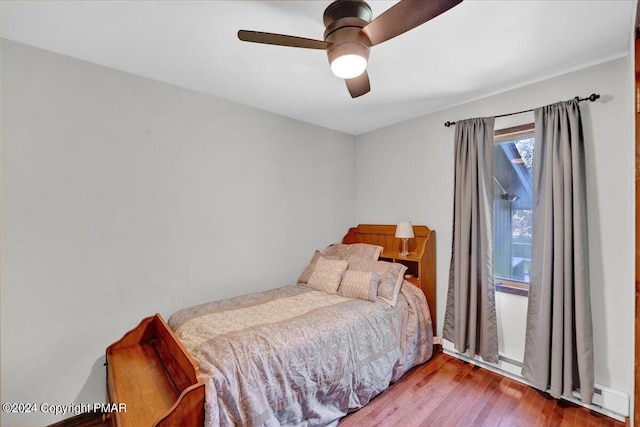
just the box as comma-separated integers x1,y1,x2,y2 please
493,124,534,296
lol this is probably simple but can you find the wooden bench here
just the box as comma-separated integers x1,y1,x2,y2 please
105,314,205,427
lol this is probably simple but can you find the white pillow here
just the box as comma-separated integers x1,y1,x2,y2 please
297,250,340,284
322,243,383,260
306,257,349,294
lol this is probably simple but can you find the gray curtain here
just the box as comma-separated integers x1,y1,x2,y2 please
443,117,499,363
522,99,594,404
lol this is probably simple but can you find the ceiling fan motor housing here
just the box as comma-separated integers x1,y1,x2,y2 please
322,0,372,26
323,0,372,69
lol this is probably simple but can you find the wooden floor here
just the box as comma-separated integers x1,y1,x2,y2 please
57,351,625,427
340,351,624,427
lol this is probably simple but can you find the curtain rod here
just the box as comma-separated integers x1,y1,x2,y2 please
443,93,600,128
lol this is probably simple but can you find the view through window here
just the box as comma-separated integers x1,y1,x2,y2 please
493,124,534,296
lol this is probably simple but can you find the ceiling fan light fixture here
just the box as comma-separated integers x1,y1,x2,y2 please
331,54,367,79
327,40,369,79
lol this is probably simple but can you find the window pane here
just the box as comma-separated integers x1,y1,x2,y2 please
511,208,531,282
493,132,534,285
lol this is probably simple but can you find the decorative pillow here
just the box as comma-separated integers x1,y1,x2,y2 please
346,255,408,306
338,270,381,302
377,263,407,306
298,250,341,284
306,257,349,294
322,243,383,260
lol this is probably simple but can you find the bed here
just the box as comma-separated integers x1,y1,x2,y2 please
105,224,436,427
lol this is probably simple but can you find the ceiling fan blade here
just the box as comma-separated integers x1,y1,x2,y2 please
238,30,330,50
345,71,370,98
362,0,463,46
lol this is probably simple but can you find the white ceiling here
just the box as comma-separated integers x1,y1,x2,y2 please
1,0,635,135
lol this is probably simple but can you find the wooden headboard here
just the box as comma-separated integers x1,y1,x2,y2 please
342,224,437,335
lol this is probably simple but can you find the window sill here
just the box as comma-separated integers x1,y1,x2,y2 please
495,280,529,297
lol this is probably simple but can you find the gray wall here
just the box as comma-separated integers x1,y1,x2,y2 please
355,57,634,409
1,39,356,426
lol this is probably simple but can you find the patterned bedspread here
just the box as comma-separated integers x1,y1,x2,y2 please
168,282,433,427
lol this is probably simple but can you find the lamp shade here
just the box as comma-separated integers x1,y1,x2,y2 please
395,221,415,239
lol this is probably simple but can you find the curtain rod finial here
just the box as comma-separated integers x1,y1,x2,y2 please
444,121,455,128
577,93,600,103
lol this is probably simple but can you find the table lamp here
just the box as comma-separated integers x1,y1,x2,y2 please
395,221,414,256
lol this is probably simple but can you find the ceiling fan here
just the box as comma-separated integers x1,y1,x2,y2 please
237,0,463,98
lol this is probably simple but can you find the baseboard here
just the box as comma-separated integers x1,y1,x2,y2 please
442,347,629,422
